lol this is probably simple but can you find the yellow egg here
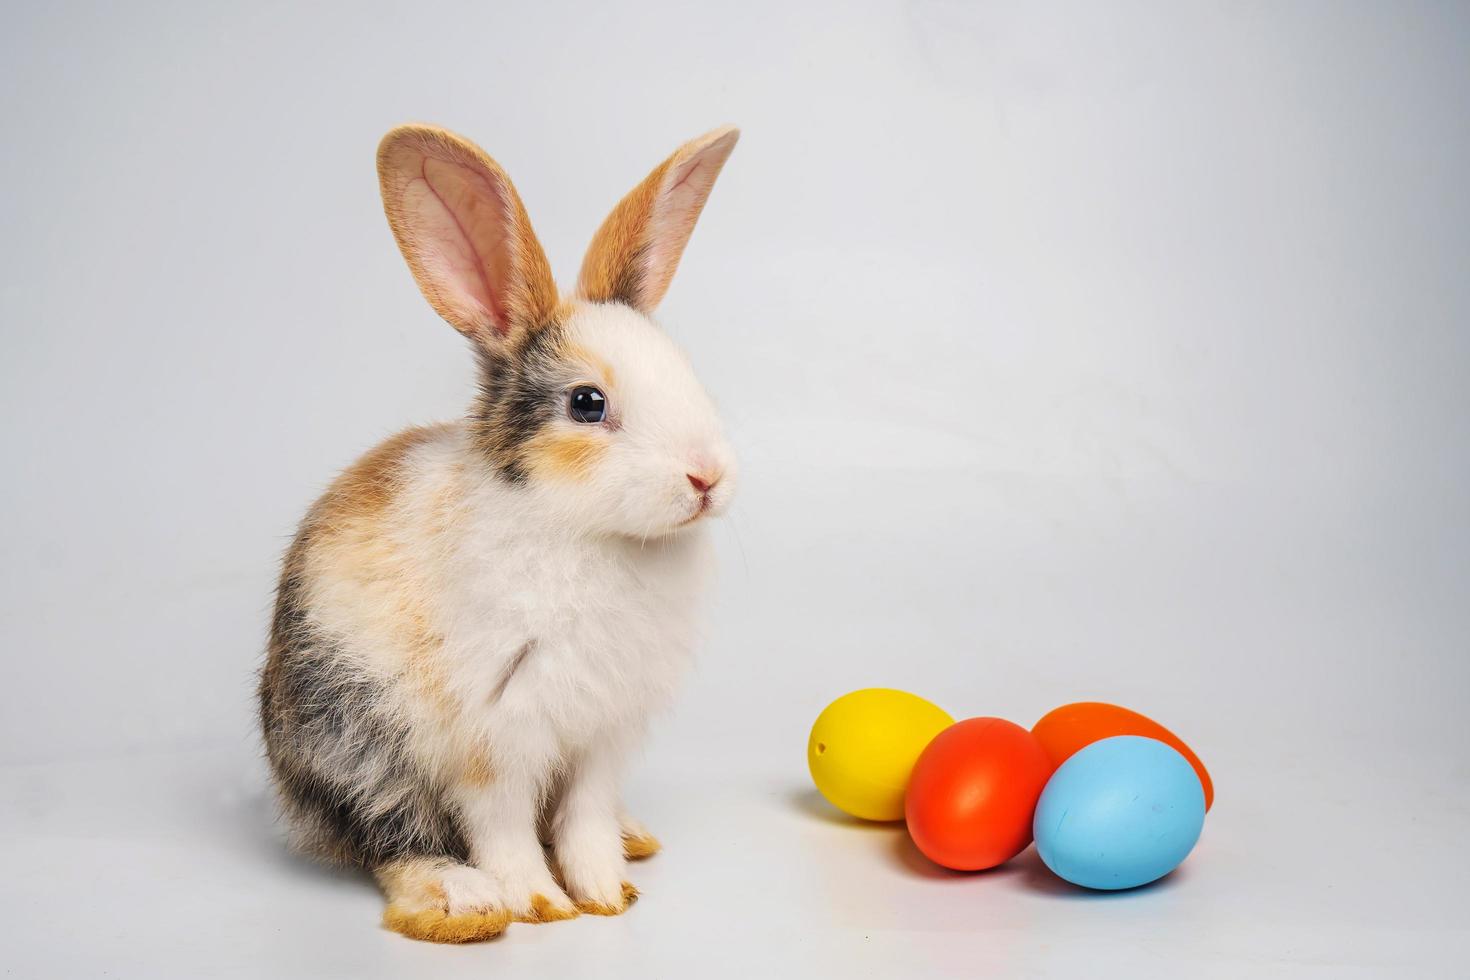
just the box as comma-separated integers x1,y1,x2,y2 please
807,688,954,821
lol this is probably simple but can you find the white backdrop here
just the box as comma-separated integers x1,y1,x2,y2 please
3,1,1467,976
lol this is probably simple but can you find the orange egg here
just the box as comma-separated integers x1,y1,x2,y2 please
1031,702,1214,810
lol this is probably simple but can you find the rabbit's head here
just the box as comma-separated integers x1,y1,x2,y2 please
377,124,739,538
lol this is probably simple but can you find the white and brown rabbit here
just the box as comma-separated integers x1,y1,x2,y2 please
258,123,739,943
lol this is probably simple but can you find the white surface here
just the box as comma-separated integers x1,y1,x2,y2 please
3,0,1469,976
4,741,1468,977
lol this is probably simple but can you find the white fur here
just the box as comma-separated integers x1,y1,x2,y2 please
300,303,733,913
438,863,505,915
541,303,738,536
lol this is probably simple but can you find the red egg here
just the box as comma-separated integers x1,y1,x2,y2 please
905,717,1056,871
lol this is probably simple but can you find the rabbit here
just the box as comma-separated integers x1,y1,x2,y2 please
258,122,739,943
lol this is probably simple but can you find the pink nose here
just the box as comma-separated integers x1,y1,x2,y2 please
687,472,718,493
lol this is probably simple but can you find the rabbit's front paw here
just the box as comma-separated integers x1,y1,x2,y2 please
557,825,636,915
496,859,579,924
573,878,639,916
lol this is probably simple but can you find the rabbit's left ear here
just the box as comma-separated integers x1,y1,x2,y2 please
378,125,559,345
577,126,739,313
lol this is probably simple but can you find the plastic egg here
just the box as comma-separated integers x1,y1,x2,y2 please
1033,735,1206,890
808,689,953,821
904,717,1056,870
1032,701,1214,810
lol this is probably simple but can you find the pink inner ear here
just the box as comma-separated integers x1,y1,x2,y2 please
402,157,510,334
643,157,710,285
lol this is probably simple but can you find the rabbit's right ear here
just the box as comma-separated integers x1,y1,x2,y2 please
577,126,739,314
377,125,558,344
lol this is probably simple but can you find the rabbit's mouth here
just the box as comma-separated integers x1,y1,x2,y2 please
676,494,713,528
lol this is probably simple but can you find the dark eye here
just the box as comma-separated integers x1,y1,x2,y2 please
568,385,607,424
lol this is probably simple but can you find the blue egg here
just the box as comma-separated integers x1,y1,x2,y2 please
1033,735,1206,890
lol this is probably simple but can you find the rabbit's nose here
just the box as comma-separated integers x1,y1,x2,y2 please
687,472,720,493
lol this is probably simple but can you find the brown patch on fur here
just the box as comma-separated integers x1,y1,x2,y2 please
306,424,462,724
462,751,494,788
577,126,739,313
516,893,580,924
383,906,510,943
525,431,608,482
574,881,640,917
319,424,451,523
378,125,559,344
622,831,662,861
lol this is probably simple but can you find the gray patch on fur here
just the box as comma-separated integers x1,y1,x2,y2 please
258,530,468,867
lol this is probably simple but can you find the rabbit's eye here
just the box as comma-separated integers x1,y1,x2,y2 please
568,385,607,424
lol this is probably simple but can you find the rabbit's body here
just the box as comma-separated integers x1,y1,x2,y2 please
262,419,711,849
259,127,739,942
